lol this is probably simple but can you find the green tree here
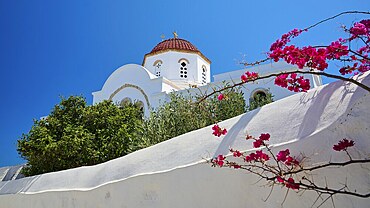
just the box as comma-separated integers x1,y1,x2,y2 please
17,96,143,176
141,85,247,146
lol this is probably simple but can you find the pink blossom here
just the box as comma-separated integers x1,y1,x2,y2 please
245,153,257,162
259,133,270,141
232,164,241,169
276,149,290,162
360,19,370,29
255,150,270,161
253,139,263,148
217,94,224,101
333,139,355,151
230,149,242,157
285,156,299,166
275,73,310,92
270,28,303,51
285,177,300,190
276,176,299,190
212,124,227,137
276,176,284,183
326,41,349,60
241,71,259,82
245,150,270,162
214,155,226,167
350,22,368,37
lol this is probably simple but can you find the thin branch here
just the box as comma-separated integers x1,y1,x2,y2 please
348,49,370,61
284,159,370,176
299,181,370,198
304,11,370,31
243,58,270,67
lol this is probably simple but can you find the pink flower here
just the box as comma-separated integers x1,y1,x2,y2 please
231,149,242,157
285,178,300,190
270,28,303,51
275,73,310,92
259,133,270,141
256,150,270,161
232,164,241,169
333,139,355,151
275,74,289,88
241,71,259,82
350,22,368,37
245,150,270,162
245,153,257,162
212,124,227,137
276,176,284,183
360,19,370,29
285,156,299,166
326,41,348,60
276,149,290,162
241,74,248,82
217,94,224,101
253,139,263,148
214,155,226,167
276,176,299,190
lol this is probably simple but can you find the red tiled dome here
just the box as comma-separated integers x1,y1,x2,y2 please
142,37,211,65
150,38,199,53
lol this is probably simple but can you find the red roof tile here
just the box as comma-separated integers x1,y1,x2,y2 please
150,38,199,53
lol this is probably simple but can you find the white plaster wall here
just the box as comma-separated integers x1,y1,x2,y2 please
0,161,368,208
92,64,180,116
0,72,369,207
144,51,210,86
197,55,211,85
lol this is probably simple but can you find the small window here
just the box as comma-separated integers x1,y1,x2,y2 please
201,66,207,84
153,60,163,77
180,61,188,79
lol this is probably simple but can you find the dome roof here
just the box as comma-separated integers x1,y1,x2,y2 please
150,38,200,53
143,37,211,64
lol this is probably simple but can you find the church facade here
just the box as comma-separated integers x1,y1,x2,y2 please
92,35,323,116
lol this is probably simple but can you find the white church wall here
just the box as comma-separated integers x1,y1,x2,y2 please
144,51,210,86
92,64,179,116
92,64,156,103
196,55,211,85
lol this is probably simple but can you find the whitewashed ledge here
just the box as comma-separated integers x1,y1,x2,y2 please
0,72,369,208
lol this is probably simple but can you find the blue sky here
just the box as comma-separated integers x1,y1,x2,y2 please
0,1,368,167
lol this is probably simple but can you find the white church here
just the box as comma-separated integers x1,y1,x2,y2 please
92,33,323,116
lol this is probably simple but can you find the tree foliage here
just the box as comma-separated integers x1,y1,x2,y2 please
17,96,143,176
141,85,248,146
18,85,273,176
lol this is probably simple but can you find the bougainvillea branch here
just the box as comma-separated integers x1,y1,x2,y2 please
207,12,370,207
197,70,370,103
209,135,370,206
304,11,370,31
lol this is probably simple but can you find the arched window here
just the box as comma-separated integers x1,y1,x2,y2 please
153,60,163,77
178,58,189,79
201,65,207,84
251,90,268,101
